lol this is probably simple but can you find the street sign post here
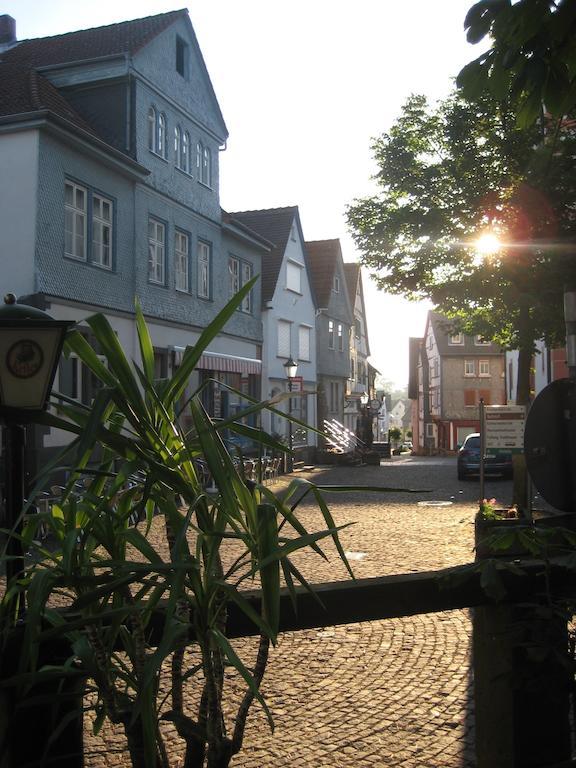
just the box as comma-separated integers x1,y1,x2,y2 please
484,405,526,455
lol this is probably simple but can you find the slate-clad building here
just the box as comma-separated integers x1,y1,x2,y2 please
306,239,352,437
0,10,264,468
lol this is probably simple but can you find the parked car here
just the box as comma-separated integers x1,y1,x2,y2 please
457,433,512,480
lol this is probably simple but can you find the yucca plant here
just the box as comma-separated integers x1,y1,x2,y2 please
1,282,363,768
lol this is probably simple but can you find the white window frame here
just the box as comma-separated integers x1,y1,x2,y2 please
197,240,211,299
229,256,240,297
286,260,302,293
337,323,344,352
174,230,189,292
241,262,252,313
449,333,464,345
148,106,156,152
157,113,167,158
277,319,291,358
475,335,491,346
464,360,475,377
148,218,165,285
64,181,87,261
328,319,335,350
298,325,311,362
91,194,113,269
479,360,490,377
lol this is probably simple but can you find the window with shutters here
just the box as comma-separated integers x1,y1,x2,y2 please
299,325,311,361
464,389,476,407
277,320,291,357
286,260,302,293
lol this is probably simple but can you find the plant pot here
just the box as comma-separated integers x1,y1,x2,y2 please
474,512,531,559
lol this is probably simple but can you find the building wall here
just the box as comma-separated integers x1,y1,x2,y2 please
35,132,136,312
441,355,506,418
0,130,39,297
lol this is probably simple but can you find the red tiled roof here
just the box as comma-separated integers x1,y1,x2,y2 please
1,10,186,68
229,207,299,305
0,63,98,136
305,239,341,309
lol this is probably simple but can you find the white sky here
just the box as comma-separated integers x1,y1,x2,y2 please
2,0,483,389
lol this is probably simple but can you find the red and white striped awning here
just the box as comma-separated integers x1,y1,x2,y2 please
198,351,261,375
170,347,261,375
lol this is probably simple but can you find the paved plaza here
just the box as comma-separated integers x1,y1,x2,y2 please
86,456,511,767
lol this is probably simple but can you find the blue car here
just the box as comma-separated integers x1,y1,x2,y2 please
457,433,513,481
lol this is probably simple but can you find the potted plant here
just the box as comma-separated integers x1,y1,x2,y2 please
0,283,393,768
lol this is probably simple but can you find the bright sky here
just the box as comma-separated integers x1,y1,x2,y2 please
2,0,482,389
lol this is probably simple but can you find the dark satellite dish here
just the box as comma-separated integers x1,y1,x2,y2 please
524,379,574,512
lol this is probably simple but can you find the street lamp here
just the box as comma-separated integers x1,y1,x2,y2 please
283,356,298,472
0,294,72,588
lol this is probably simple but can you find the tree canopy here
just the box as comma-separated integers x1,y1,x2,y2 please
458,0,576,127
346,91,576,359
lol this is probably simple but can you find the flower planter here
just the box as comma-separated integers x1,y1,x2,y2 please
474,512,531,559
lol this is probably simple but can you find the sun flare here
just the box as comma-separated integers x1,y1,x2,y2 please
475,232,502,256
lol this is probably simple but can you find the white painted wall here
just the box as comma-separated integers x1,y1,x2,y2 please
0,130,39,297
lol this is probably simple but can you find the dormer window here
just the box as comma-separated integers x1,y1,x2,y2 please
176,36,189,79
449,333,463,345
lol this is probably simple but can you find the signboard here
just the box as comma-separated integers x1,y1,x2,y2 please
484,405,526,455
290,376,304,393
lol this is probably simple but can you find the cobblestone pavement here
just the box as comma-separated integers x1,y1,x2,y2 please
85,456,508,767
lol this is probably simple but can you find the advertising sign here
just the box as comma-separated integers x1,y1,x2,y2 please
484,405,526,455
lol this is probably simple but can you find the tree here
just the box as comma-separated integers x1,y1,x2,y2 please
458,0,576,128
346,90,576,405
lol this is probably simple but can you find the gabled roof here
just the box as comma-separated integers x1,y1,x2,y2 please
0,9,226,164
428,311,503,355
343,262,371,356
1,10,186,68
343,262,360,305
305,239,341,309
221,209,273,252
229,207,300,305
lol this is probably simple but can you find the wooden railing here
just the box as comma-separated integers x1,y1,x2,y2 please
3,559,575,767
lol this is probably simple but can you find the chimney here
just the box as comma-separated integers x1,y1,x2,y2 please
0,15,16,45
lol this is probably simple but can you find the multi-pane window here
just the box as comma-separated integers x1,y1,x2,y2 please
175,230,189,292
299,325,311,361
148,106,167,157
229,257,240,297
479,360,490,377
229,255,254,312
148,218,165,284
277,320,291,357
65,181,114,268
337,323,344,352
328,319,334,349
449,333,464,345
197,240,211,298
464,360,475,376
65,181,87,260
196,141,212,186
241,262,252,313
175,126,190,172
286,261,302,293
92,194,113,269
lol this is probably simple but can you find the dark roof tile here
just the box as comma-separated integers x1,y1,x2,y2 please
1,10,185,67
305,239,341,309
229,207,298,304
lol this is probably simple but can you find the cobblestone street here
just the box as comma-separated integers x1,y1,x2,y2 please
86,456,511,767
